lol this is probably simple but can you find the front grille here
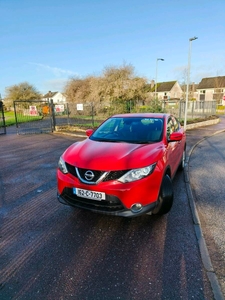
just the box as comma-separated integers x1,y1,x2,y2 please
78,167,105,180
61,188,125,213
66,163,129,183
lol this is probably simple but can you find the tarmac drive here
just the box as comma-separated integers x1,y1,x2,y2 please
0,116,225,300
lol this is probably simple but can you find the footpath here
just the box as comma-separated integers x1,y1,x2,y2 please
185,115,225,300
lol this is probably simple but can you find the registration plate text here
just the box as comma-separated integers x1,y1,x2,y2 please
73,188,106,200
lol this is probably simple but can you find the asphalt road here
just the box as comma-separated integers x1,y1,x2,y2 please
0,120,224,300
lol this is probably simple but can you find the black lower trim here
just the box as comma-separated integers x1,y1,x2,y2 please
57,188,157,217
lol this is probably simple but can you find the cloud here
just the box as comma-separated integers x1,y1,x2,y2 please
41,78,68,93
29,62,78,77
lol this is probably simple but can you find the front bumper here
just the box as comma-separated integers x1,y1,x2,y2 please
57,189,158,217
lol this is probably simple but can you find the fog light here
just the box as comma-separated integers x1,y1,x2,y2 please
131,203,143,213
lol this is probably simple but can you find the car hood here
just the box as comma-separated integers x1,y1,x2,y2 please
63,138,164,170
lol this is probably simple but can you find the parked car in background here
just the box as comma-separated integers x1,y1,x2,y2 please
57,113,186,217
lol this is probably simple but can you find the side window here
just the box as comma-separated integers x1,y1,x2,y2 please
167,118,175,139
172,117,179,132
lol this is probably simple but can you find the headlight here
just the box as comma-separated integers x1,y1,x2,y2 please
58,157,68,174
118,163,156,183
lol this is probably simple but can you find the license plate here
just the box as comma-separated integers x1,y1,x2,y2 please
73,188,106,200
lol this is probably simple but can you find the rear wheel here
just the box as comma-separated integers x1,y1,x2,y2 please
152,175,173,215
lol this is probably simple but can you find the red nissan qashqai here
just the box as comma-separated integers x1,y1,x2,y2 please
57,113,186,217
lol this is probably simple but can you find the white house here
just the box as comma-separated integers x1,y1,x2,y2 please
197,76,225,105
155,81,183,100
42,91,66,103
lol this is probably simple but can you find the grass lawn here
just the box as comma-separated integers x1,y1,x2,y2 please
4,111,42,126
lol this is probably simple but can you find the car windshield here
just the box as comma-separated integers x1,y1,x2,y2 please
90,117,164,144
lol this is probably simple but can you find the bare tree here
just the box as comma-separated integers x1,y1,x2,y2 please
64,63,148,115
64,76,87,103
4,82,41,108
98,64,147,113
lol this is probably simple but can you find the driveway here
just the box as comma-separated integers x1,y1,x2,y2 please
1,118,225,299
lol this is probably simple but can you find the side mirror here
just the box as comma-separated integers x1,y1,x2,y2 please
86,129,94,137
169,132,183,142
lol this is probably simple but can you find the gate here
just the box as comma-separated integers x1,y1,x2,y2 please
14,100,53,134
0,100,6,135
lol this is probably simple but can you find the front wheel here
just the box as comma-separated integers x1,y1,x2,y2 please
178,149,186,171
152,175,173,215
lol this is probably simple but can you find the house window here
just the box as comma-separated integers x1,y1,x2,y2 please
214,88,223,93
200,94,205,101
200,90,205,94
213,92,223,103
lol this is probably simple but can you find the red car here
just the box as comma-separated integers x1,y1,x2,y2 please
57,113,186,217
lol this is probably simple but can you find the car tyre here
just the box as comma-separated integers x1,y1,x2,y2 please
152,175,173,215
178,148,186,171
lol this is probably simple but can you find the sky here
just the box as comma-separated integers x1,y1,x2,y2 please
0,0,225,97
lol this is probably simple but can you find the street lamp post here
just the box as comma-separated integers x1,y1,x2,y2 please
155,58,164,99
184,36,198,131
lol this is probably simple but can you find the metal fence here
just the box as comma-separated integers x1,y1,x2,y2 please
174,100,217,120
53,100,218,130
53,102,104,129
11,99,218,135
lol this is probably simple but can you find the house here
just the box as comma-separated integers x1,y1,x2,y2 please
197,76,225,104
154,81,183,101
42,91,66,103
181,83,199,101
147,81,183,106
